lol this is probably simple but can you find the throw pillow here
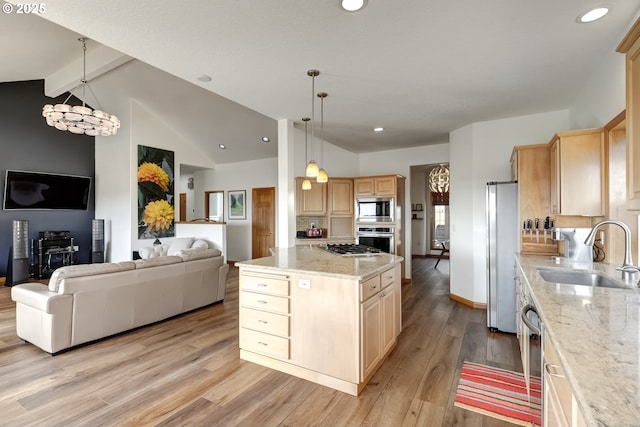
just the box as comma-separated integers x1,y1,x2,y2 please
191,239,209,250
167,237,194,256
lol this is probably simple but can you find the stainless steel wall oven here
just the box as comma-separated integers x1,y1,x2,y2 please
356,226,395,254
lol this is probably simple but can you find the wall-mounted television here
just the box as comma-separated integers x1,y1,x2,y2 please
3,170,91,210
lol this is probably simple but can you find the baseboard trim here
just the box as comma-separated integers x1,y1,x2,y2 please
449,292,486,310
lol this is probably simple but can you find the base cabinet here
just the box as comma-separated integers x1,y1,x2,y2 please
239,263,401,396
543,334,586,427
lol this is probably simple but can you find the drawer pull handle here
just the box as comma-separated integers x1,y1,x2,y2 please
545,363,564,378
258,300,268,304
258,341,268,346
258,320,268,324
372,285,377,289
257,283,268,287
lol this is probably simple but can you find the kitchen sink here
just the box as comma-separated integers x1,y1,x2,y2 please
536,268,629,289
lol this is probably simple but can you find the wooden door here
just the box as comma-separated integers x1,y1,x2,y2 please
179,193,186,222
252,187,276,259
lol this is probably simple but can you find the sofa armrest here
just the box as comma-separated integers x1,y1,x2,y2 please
11,283,72,314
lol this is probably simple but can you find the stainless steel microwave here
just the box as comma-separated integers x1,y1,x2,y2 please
356,197,394,222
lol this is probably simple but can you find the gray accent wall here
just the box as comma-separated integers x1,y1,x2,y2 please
0,80,95,276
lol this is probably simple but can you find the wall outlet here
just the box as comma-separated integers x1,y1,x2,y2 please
298,279,311,289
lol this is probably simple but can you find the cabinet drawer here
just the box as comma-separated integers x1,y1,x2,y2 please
381,267,396,289
361,274,382,301
240,274,290,296
240,328,290,359
240,307,290,337
240,291,290,314
544,334,573,421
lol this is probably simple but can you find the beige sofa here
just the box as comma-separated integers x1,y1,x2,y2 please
11,248,229,354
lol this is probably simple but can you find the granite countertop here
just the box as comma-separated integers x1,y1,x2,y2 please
516,254,640,427
235,245,403,280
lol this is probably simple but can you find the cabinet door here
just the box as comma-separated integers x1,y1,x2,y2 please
296,178,327,215
618,20,640,209
329,178,354,215
550,131,604,216
550,140,560,214
361,295,382,380
380,286,396,355
354,178,375,196
374,177,396,196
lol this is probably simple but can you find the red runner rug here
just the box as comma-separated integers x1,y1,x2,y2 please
454,361,542,427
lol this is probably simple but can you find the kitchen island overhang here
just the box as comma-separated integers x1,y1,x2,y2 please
236,246,404,395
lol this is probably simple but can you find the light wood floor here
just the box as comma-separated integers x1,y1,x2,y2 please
0,258,524,427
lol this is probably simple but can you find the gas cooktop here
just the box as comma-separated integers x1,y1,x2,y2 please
324,243,383,256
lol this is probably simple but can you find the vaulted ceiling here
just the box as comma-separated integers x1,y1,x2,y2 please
2,0,639,164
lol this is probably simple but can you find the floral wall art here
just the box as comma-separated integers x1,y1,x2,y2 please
137,145,175,239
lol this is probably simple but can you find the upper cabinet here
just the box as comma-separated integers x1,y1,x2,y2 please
617,18,640,210
296,178,327,216
511,144,557,255
549,129,604,216
328,178,354,216
354,176,400,197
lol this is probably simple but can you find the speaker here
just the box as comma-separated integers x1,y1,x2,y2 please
6,220,29,286
91,219,105,263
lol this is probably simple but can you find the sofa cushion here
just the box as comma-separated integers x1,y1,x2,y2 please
180,248,222,261
167,237,194,256
138,244,168,259
49,262,136,292
134,256,183,269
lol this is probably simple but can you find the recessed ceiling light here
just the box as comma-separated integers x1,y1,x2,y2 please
261,136,270,143
373,127,384,132
197,74,212,82
218,144,226,149
577,7,609,23
340,0,367,12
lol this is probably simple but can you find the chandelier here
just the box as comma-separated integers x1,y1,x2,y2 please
42,38,120,137
428,164,450,193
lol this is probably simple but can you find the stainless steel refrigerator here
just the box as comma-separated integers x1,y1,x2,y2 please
486,181,518,333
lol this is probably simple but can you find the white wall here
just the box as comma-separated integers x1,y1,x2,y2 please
450,110,571,303
96,100,216,262
196,157,279,262
358,143,450,277
410,166,428,256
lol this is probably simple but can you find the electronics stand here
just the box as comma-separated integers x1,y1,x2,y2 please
31,231,79,279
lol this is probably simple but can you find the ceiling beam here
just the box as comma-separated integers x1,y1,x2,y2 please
44,43,132,98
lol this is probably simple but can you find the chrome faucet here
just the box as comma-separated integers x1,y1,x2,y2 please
584,220,638,283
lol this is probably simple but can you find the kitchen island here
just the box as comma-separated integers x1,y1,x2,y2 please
516,254,640,427
235,245,403,395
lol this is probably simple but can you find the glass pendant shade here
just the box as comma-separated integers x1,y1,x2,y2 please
428,164,450,193
306,160,319,178
316,168,328,183
302,178,312,190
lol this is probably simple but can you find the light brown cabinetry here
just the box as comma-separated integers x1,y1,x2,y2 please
238,262,401,396
354,176,398,197
328,178,354,238
549,129,604,216
295,178,327,216
239,271,291,360
360,265,400,380
511,144,557,255
543,334,586,427
617,19,640,210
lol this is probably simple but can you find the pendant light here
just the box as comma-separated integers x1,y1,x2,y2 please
42,37,120,136
316,92,329,183
428,164,450,193
305,69,320,178
301,117,312,190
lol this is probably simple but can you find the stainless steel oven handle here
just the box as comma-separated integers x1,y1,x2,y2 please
520,304,541,336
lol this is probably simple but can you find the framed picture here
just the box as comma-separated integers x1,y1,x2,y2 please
228,190,246,220
411,203,415,211
416,203,423,211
